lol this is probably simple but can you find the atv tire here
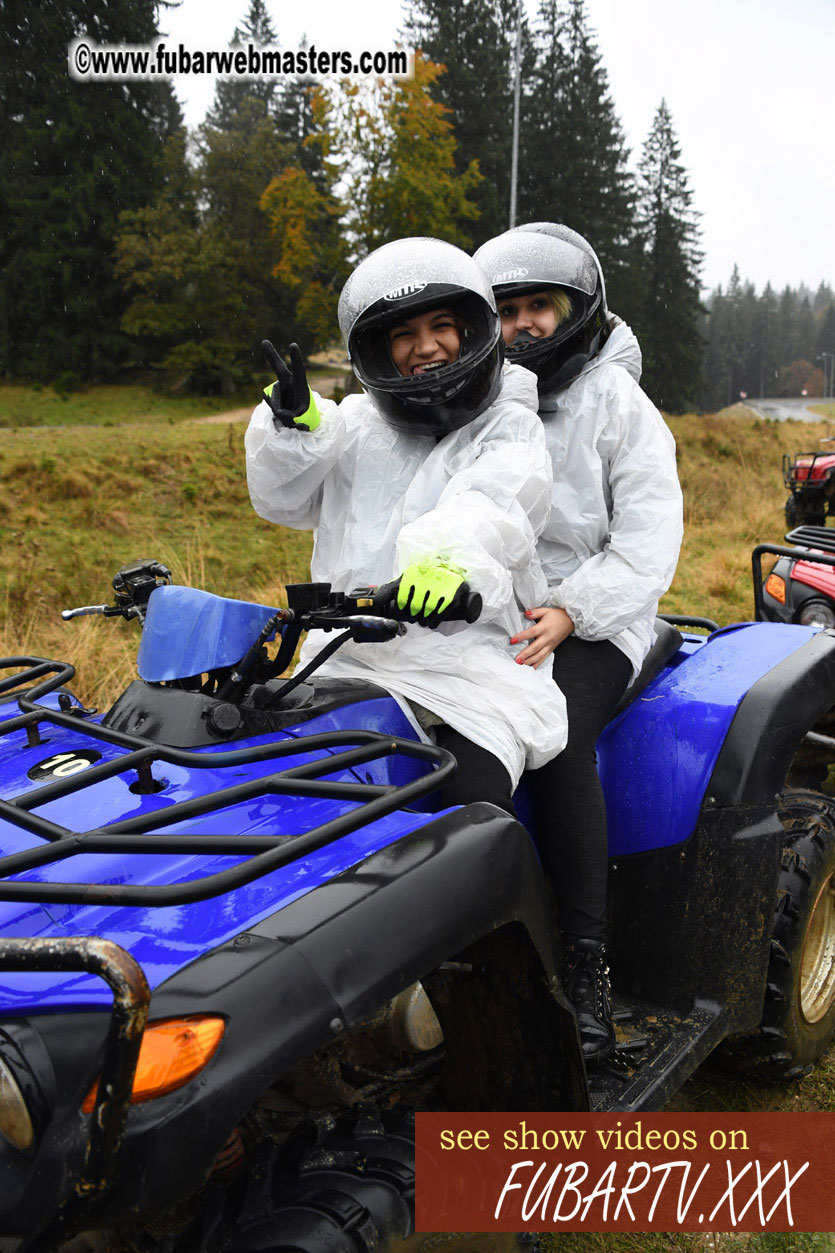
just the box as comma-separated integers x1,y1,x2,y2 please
218,1108,528,1253
785,495,799,530
786,494,826,529
721,789,835,1080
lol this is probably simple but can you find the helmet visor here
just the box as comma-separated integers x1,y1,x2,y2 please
497,285,598,367
350,287,499,402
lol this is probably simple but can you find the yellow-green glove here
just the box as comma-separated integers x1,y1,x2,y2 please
396,560,466,620
261,339,320,432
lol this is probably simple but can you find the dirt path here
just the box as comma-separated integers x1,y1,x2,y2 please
186,371,350,424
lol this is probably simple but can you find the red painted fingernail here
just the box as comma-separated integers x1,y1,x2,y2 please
510,637,518,644
516,656,523,664
524,610,533,618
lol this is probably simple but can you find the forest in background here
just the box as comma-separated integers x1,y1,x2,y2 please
1,0,832,414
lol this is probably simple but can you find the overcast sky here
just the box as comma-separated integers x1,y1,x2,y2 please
162,0,834,297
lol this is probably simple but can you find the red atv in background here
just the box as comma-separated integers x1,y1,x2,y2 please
756,525,835,787
784,439,835,527
758,525,835,631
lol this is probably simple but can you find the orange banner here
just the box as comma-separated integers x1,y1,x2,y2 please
415,1113,834,1233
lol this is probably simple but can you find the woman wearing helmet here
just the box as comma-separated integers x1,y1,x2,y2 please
246,236,566,814
474,223,683,1064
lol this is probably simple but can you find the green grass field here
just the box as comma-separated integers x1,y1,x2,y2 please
1,402,831,728
0,369,342,428
0,383,227,428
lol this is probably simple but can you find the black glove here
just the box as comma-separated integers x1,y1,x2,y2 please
261,340,320,432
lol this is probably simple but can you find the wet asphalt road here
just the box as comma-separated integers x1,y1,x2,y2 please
748,396,831,422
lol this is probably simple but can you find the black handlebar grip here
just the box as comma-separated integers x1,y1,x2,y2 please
367,579,482,625
446,582,482,623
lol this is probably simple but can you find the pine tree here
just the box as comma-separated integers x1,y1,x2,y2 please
754,283,780,398
0,0,179,379
205,0,279,131
703,286,732,409
814,282,834,314
194,2,299,382
776,286,798,370
633,100,703,412
272,32,328,187
818,305,835,397
720,267,760,401
817,304,835,358
401,0,517,239
519,0,634,312
795,297,816,365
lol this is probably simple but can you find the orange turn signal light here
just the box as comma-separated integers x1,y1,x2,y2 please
765,572,786,605
82,1015,225,1113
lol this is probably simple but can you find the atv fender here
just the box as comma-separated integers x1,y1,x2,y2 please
75,804,587,1222
608,628,835,1031
707,626,835,806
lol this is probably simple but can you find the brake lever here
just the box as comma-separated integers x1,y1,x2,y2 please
305,612,405,641
61,604,136,621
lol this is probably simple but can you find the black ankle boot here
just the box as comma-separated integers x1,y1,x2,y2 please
564,938,615,1065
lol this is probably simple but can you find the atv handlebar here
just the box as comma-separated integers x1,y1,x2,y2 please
342,578,483,626
63,565,483,704
62,560,172,627
224,580,483,703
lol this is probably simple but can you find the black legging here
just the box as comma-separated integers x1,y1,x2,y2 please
429,636,631,942
432,724,518,819
527,635,632,942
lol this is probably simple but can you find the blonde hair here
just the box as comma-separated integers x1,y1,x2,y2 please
546,288,573,328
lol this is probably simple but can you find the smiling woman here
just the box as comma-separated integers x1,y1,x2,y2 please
497,290,571,346
387,308,463,377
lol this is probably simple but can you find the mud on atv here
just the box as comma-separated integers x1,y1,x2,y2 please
2,557,835,1252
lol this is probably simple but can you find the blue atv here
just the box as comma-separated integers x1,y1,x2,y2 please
1,554,835,1253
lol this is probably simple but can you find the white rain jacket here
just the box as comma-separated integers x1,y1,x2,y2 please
537,320,683,677
246,363,566,786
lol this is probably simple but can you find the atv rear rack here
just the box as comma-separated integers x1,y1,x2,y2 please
0,657,455,907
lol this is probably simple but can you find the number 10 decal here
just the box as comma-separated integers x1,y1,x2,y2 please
27,750,102,782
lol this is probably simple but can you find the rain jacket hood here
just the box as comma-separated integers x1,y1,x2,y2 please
246,362,566,786
536,319,682,676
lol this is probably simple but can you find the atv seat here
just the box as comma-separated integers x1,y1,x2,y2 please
610,618,684,719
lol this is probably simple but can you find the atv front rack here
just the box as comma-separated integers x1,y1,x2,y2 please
785,524,835,554
783,450,835,491
753,541,835,620
0,937,150,1252
0,657,455,907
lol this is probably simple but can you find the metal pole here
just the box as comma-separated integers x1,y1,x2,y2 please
509,0,523,228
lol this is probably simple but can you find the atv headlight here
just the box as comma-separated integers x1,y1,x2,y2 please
798,599,835,629
0,1055,34,1152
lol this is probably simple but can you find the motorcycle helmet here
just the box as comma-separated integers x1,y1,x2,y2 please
338,237,502,437
514,221,608,312
473,223,607,394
